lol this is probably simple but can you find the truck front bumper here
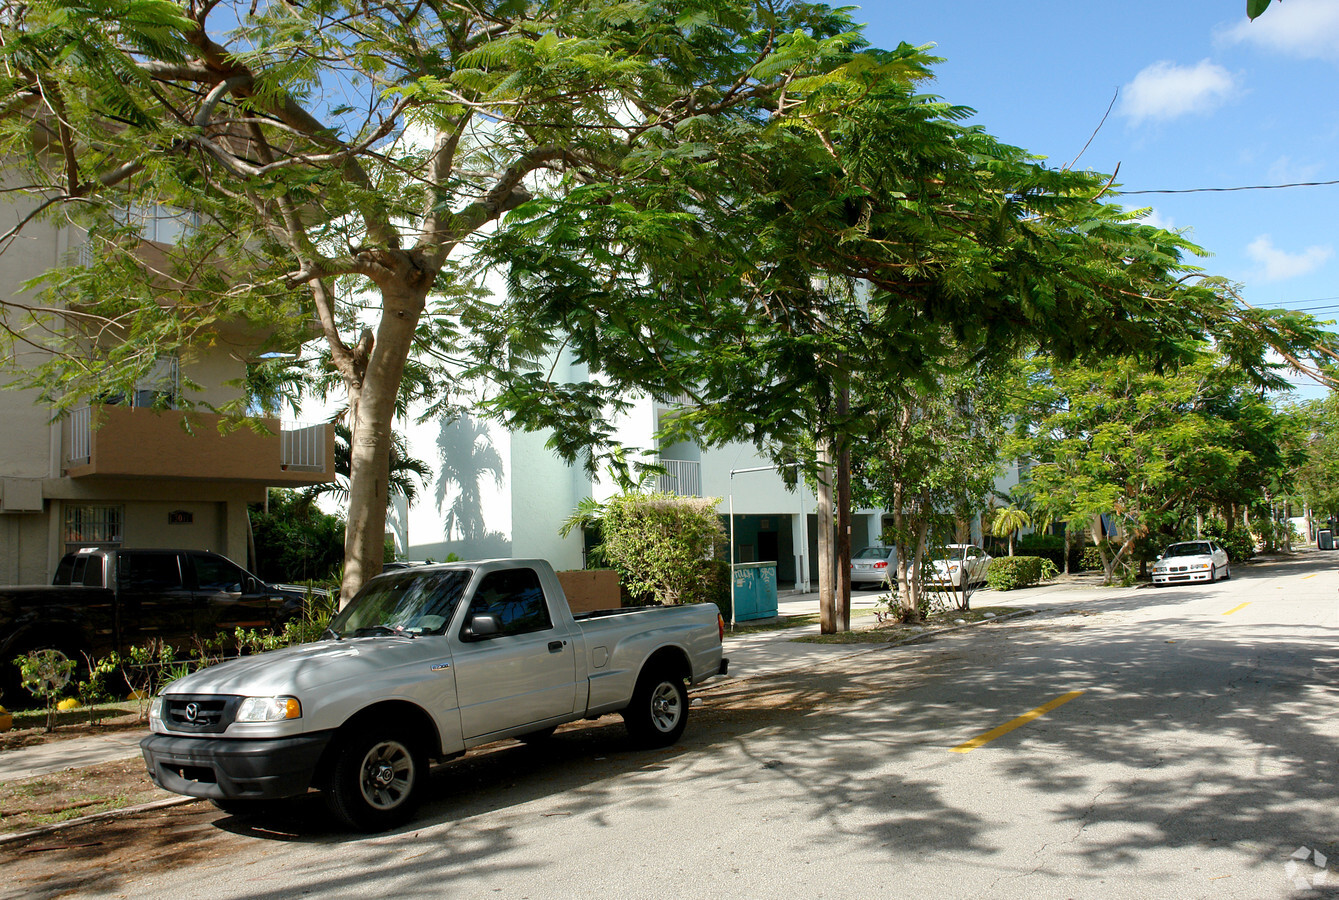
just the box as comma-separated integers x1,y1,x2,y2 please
141,731,334,801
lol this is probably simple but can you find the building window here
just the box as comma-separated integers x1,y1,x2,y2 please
94,355,179,409
119,204,200,245
64,505,124,554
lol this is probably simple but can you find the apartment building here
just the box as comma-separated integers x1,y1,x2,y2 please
0,201,334,585
387,360,896,590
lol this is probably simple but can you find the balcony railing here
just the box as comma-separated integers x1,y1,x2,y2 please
63,406,332,485
66,406,92,465
281,422,327,471
656,459,702,497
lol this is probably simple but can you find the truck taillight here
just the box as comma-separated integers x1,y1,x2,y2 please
718,613,725,642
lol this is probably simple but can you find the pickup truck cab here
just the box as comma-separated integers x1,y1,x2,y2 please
0,547,311,701
141,559,728,831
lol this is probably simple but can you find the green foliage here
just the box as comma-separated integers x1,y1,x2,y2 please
600,492,726,606
1199,523,1257,563
1010,353,1292,585
704,558,732,625
76,652,118,726
249,489,345,583
14,650,76,733
985,556,1057,592
1248,0,1275,20
109,640,178,721
4,0,1335,610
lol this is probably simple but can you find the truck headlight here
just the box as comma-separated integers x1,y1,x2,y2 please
236,697,302,722
149,696,164,729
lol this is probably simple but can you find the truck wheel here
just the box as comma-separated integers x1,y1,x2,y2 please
324,729,425,831
624,668,689,748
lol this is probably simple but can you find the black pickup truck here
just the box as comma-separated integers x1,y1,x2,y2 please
0,547,315,702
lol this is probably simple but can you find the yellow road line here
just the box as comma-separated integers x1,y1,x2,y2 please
951,690,1085,753
1223,602,1251,616
1303,574,1318,580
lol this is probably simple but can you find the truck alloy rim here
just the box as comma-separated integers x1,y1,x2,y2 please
650,682,682,732
359,740,415,810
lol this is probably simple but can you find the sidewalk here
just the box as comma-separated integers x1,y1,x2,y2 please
0,729,147,781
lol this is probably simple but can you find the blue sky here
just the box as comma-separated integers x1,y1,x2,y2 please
857,0,1339,396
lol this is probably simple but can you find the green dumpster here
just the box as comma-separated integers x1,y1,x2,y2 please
732,562,778,622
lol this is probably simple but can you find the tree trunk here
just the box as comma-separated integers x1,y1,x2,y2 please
893,482,914,620
339,281,426,607
836,386,852,632
817,442,836,634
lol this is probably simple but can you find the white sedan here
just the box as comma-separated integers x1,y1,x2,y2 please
927,544,993,588
1151,541,1230,585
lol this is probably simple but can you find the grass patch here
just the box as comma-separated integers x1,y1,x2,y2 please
791,606,1026,644
0,759,169,834
728,607,878,636
6,703,137,731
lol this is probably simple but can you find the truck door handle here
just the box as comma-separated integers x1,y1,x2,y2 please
548,640,566,653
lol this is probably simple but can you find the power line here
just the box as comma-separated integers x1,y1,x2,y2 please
1119,179,1339,196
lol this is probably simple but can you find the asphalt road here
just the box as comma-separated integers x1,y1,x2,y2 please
6,551,1339,899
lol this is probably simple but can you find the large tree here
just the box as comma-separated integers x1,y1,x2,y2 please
1009,353,1295,583
3,0,1335,613
0,0,930,603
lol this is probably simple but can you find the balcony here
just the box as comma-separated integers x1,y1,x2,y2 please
655,459,702,497
63,406,333,485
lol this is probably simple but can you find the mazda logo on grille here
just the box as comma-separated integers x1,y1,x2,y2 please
184,702,199,722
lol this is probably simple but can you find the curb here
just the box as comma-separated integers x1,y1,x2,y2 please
0,796,201,848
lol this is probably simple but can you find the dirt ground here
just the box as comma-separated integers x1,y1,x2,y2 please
0,709,167,835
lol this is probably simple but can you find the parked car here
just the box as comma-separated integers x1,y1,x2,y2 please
1,547,310,702
926,544,993,588
1151,541,1230,585
141,558,729,831
850,546,897,588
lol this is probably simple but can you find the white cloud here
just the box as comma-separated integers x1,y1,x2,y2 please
1246,235,1333,281
1268,155,1325,183
1118,60,1236,124
1220,0,1339,60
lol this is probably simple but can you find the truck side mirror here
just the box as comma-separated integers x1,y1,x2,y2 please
463,613,500,640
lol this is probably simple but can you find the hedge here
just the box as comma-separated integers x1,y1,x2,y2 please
985,555,1058,592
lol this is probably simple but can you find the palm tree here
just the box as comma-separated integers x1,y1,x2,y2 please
990,506,1032,557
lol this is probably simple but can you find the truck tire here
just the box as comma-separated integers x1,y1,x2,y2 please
323,729,426,831
623,667,689,748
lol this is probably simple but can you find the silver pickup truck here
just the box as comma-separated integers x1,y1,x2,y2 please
141,559,728,830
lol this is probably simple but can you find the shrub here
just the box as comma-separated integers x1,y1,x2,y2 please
1198,523,1256,563
601,492,727,606
986,556,1057,592
14,650,76,733
703,558,732,624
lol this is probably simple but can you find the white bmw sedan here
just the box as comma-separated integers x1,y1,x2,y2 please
1151,541,1231,585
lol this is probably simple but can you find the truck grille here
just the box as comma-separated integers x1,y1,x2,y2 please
165,696,242,733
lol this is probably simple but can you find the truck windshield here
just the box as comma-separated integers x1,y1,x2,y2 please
327,569,471,638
